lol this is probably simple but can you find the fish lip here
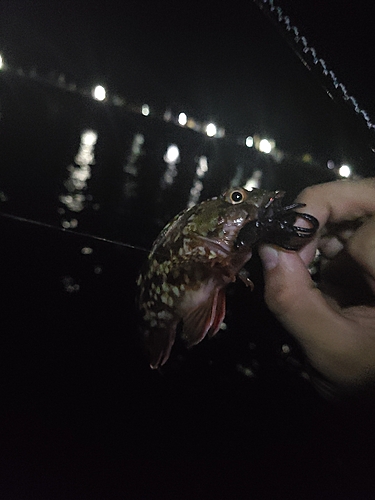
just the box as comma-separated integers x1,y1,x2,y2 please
198,236,233,256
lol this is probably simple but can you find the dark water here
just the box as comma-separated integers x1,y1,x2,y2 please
1,72,375,499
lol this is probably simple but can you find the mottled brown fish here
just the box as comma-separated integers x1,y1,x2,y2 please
137,187,318,369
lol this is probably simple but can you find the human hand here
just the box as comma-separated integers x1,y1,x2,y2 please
258,178,375,398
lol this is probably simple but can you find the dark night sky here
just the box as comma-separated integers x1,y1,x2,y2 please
1,0,375,164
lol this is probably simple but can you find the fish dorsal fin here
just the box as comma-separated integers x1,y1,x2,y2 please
182,288,226,347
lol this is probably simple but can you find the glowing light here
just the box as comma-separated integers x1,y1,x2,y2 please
60,129,98,221
245,136,253,148
61,219,78,229
187,156,208,208
178,112,187,126
281,344,291,354
186,118,199,130
60,193,86,211
61,276,80,293
124,133,145,198
244,169,262,190
75,129,97,166
92,85,106,101
196,156,208,177
164,144,180,164
161,144,180,188
190,180,203,196
205,123,217,137
0,54,3,70
81,247,93,255
339,164,351,178
81,130,98,147
302,153,312,163
163,109,172,121
141,104,150,116
259,139,273,154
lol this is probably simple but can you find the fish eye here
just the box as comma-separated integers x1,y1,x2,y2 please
225,188,247,205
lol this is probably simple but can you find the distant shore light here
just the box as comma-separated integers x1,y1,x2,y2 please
339,164,351,178
178,112,187,126
245,136,253,148
92,85,106,101
81,130,98,146
205,123,217,137
164,144,180,164
259,138,273,154
141,104,150,116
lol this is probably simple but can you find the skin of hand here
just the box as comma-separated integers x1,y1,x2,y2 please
258,178,375,399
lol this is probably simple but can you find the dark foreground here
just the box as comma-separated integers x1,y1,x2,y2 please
2,211,375,500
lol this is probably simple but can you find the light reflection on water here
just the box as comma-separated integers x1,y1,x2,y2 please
187,155,208,208
0,70,341,257
123,133,144,199
61,275,80,293
59,129,98,227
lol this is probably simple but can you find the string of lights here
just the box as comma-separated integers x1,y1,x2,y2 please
0,50,356,180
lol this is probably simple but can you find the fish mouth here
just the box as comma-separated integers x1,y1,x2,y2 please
198,235,252,259
198,236,232,256
199,235,253,273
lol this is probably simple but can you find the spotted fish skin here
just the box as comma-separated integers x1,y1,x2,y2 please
137,187,281,369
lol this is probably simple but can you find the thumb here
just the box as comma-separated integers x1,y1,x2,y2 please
258,244,319,318
258,245,357,380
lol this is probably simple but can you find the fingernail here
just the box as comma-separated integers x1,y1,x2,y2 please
258,245,279,271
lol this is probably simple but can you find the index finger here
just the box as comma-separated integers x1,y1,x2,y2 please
296,178,375,227
295,178,375,265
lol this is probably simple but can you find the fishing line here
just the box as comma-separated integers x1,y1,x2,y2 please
253,0,375,148
0,211,151,255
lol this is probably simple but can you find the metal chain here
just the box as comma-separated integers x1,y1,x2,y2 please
254,0,375,132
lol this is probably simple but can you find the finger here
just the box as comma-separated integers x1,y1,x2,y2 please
296,178,375,228
319,235,344,259
259,244,374,384
294,178,375,267
347,214,375,291
297,238,318,268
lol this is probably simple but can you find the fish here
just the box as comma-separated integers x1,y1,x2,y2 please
137,187,318,369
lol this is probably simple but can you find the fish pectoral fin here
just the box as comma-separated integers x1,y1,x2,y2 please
207,288,226,338
182,288,226,347
143,324,177,370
